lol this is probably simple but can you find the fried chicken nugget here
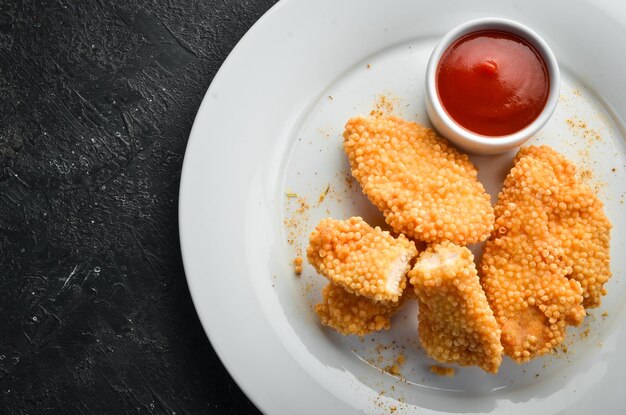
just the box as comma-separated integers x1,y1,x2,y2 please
315,282,409,336
523,146,612,308
307,217,418,302
480,146,592,362
343,115,494,245
409,242,503,374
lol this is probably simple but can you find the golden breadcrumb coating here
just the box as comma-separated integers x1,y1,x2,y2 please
480,146,593,362
315,283,408,336
307,217,418,302
523,146,612,308
343,114,494,245
409,242,503,374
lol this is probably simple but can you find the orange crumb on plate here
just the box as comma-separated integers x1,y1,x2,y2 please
430,365,455,377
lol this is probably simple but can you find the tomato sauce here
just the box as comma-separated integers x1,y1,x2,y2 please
436,30,549,137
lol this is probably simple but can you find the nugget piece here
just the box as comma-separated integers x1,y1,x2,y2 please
523,146,612,308
315,283,408,336
343,115,494,245
409,242,503,374
307,217,417,302
480,146,589,362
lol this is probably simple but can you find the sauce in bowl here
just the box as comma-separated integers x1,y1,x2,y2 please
436,30,549,137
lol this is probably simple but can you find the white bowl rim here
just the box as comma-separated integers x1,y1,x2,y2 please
425,17,561,147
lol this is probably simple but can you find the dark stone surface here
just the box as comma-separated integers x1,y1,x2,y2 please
0,1,276,413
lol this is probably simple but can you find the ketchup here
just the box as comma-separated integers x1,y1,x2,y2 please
436,30,549,137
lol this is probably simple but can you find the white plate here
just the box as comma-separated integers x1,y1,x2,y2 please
179,1,626,413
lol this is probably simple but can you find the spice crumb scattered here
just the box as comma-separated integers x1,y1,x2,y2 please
387,364,401,376
343,171,355,189
382,353,407,376
602,311,609,317
284,194,309,257
294,256,303,275
396,354,405,366
579,169,593,182
430,365,455,377
370,94,399,116
566,117,603,142
318,184,330,204
580,328,591,340
296,197,309,214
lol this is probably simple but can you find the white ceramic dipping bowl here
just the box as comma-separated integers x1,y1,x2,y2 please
425,17,560,155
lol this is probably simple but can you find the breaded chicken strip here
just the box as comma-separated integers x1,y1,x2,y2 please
315,282,409,336
522,146,612,308
343,115,494,245
409,242,503,374
307,217,418,302
480,146,591,362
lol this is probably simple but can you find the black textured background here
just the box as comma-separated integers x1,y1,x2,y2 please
0,1,276,413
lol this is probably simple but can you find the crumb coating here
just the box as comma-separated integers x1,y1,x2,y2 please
343,115,494,245
480,145,597,362
307,217,417,302
315,282,408,336
409,242,503,374
525,146,612,308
